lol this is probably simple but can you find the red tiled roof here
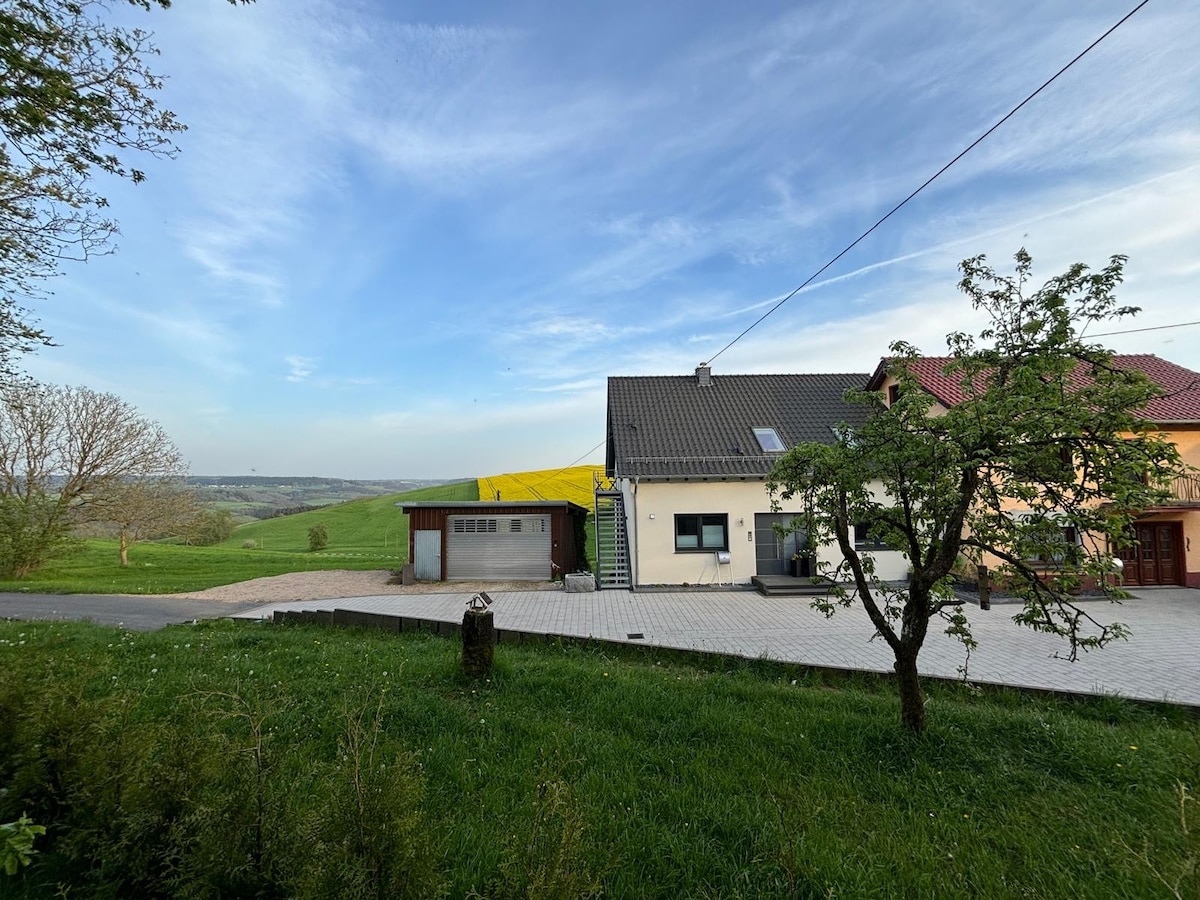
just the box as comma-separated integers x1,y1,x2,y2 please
871,354,1200,423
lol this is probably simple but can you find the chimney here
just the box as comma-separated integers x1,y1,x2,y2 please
696,363,711,387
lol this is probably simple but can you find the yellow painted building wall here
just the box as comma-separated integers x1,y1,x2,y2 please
1139,425,1200,585
880,370,1200,586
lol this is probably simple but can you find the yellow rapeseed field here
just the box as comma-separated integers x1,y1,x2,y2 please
478,465,603,511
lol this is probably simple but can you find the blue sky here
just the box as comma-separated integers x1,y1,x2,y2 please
22,0,1200,479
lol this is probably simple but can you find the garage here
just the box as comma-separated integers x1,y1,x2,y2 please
446,514,551,580
399,500,589,583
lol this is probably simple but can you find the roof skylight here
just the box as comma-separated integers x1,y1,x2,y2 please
753,427,786,452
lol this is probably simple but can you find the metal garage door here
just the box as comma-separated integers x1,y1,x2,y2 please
446,515,552,581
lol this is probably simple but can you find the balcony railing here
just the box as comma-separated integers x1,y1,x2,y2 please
1169,473,1200,503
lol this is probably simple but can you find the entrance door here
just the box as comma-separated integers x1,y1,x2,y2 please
753,513,805,576
1119,523,1183,586
413,530,442,580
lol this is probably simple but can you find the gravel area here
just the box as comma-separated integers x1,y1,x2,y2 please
168,570,562,603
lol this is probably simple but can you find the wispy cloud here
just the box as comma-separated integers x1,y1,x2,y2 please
285,355,317,383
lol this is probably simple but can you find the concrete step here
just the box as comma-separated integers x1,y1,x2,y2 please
751,575,838,597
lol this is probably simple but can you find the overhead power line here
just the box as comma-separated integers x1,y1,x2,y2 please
704,0,1153,367
1088,319,1200,338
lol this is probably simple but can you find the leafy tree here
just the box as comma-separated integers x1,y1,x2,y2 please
183,508,236,547
0,0,250,376
0,379,185,576
769,249,1185,732
308,523,328,552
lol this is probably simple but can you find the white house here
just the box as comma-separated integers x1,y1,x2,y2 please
595,365,909,590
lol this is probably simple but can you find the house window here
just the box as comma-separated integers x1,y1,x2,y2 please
854,520,889,551
1029,525,1080,564
887,384,901,406
752,427,786,452
675,514,729,552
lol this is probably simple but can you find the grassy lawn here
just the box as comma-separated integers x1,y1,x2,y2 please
219,479,479,554
0,481,480,595
1,618,1196,898
0,540,397,595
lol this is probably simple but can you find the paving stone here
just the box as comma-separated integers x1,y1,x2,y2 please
234,587,1200,706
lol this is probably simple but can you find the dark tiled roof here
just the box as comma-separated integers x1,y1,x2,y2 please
606,373,869,478
872,354,1200,422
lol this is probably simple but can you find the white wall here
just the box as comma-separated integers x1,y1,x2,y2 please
630,480,784,585
624,478,909,586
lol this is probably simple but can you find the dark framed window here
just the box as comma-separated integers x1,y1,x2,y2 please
675,514,729,552
1028,525,1080,564
854,520,889,551
887,384,901,406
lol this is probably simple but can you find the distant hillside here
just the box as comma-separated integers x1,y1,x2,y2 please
214,468,602,564
188,475,461,520
219,480,480,556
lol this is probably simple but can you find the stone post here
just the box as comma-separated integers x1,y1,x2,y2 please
462,606,495,676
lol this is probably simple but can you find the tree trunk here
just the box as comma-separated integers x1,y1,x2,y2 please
894,649,926,733
119,532,129,567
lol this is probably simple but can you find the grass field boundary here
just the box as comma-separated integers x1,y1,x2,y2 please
256,608,1200,716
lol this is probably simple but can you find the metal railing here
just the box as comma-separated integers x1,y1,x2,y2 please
1169,473,1200,503
594,471,620,492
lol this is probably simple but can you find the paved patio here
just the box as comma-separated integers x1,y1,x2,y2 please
232,585,1200,707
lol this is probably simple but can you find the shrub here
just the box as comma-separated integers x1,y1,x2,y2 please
307,524,328,552
241,539,258,550
184,509,235,546
1,814,45,876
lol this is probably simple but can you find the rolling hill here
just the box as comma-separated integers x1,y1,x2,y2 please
217,480,479,555
217,466,601,559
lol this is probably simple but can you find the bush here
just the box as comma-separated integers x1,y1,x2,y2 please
184,509,235,547
307,524,328,552
0,495,75,578
1,814,45,876
241,539,258,550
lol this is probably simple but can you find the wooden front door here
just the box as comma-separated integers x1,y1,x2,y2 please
1119,523,1183,586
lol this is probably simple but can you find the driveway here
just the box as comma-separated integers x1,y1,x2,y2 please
3,586,1197,707
0,592,269,631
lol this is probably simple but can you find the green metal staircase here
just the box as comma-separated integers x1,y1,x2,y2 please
594,477,631,590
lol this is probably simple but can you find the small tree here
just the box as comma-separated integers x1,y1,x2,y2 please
770,249,1186,732
0,380,186,576
90,478,199,566
183,508,237,547
308,524,329,552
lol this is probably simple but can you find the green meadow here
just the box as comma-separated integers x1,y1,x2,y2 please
216,479,479,554
0,481,479,595
0,618,1195,898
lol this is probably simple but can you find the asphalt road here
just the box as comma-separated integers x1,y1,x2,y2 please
0,592,267,631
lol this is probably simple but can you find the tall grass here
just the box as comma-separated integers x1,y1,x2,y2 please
1,618,1196,898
